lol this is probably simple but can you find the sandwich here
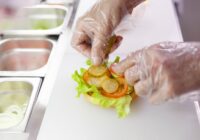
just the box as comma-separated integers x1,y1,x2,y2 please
72,57,137,118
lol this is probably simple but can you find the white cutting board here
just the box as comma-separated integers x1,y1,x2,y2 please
37,53,200,140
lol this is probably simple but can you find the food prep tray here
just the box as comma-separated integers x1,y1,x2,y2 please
0,78,42,132
0,38,56,77
1,4,73,36
0,0,80,139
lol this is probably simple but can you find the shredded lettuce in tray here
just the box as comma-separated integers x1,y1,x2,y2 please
72,57,132,118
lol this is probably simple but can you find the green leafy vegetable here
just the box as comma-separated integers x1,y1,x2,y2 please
86,59,92,66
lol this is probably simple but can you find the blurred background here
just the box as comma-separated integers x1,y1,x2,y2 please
0,0,200,41
173,0,200,41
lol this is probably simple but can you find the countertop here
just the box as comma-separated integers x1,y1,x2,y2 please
36,0,200,140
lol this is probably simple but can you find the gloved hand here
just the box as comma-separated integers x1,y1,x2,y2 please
71,0,144,65
112,42,200,104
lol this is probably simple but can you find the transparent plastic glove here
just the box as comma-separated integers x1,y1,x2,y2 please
71,0,144,65
112,42,200,104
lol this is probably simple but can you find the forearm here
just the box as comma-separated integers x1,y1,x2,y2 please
107,0,145,26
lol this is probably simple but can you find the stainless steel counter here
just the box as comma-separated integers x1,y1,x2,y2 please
0,0,80,140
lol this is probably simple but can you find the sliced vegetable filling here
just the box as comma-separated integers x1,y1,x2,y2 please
72,56,137,118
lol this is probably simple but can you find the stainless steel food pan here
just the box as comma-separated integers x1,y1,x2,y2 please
0,78,41,132
0,38,55,77
1,4,72,35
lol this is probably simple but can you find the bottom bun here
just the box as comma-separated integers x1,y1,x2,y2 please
83,91,137,107
83,94,100,106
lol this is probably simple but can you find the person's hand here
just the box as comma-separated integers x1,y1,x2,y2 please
112,42,200,104
71,0,144,65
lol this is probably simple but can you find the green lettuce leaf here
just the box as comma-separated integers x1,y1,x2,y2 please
72,62,132,118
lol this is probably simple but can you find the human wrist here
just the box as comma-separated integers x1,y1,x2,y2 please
101,0,128,29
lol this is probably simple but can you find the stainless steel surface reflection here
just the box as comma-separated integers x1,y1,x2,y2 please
0,0,80,139
194,101,200,125
0,39,52,71
2,4,72,36
0,38,55,77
